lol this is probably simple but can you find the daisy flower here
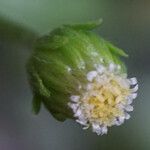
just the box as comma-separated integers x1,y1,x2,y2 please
27,20,138,135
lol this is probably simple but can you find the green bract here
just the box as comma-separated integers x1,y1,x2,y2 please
27,20,128,121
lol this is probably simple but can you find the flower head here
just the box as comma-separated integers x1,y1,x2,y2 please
27,20,138,135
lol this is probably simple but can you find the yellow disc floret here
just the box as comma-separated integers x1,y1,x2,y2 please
83,78,130,126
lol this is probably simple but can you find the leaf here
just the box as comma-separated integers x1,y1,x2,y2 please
63,19,103,30
32,95,42,114
27,60,51,98
51,113,66,122
106,41,128,57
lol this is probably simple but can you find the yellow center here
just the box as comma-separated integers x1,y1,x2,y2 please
83,79,130,126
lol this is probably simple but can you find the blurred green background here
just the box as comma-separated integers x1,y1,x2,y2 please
0,0,149,150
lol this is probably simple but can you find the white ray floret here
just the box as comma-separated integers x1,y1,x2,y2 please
125,113,130,120
125,105,134,112
132,84,139,92
129,77,137,85
68,63,138,135
95,64,105,74
70,95,80,102
86,71,97,82
109,63,116,72
129,93,137,99
92,123,102,135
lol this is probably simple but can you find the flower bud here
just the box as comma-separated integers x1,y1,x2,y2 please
27,20,138,135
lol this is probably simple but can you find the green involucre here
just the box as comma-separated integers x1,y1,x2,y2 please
27,20,128,121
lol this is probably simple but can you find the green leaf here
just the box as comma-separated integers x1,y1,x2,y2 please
51,113,67,122
27,60,51,98
106,41,128,57
32,95,42,114
63,19,103,30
